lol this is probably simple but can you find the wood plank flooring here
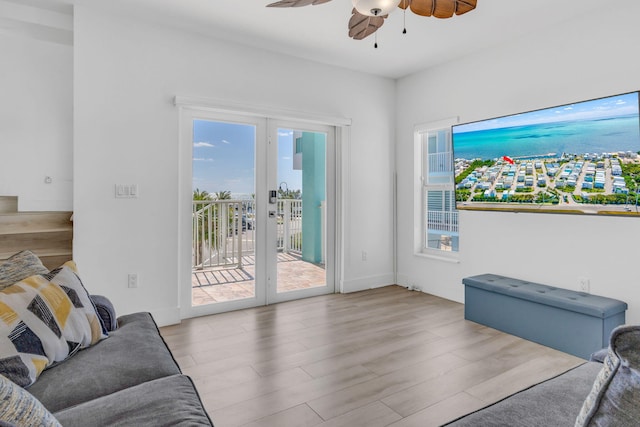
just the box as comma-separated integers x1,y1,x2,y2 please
160,286,584,427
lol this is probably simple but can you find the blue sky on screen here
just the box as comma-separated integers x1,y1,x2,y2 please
192,120,302,197
455,92,639,134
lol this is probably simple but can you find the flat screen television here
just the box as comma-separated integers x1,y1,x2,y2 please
452,91,640,216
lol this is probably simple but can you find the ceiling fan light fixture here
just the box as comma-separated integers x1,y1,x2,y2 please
268,0,478,43
352,0,401,16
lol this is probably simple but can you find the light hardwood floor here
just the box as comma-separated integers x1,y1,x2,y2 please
160,285,584,427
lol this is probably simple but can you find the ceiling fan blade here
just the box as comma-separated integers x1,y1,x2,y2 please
432,0,456,18
410,0,475,18
348,9,386,40
455,0,477,15
266,0,332,7
410,0,435,16
398,0,411,10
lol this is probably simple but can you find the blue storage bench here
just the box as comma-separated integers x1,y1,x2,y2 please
463,274,627,359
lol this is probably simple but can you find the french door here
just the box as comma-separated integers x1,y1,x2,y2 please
267,121,336,304
180,110,336,317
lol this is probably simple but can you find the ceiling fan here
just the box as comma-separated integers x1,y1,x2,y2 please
266,0,478,46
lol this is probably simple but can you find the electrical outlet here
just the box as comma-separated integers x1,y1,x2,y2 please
361,251,367,261
128,273,138,288
578,277,590,293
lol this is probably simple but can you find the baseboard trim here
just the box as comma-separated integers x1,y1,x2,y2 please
396,273,409,288
150,307,181,327
341,273,395,293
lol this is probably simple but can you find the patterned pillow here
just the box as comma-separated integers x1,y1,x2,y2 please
575,325,640,426
0,261,108,387
0,373,61,426
0,251,48,290
46,261,108,342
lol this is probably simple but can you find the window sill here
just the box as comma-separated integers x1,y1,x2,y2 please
414,250,460,264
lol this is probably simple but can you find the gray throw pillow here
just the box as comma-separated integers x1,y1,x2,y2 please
575,325,640,426
0,374,61,426
0,250,49,289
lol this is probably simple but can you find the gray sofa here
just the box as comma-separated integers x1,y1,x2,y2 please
446,322,640,427
27,311,213,426
445,361,602,426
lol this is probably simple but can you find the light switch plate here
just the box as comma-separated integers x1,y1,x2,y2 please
115,184,138,198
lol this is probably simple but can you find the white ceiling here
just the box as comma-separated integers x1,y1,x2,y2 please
19,0,604,79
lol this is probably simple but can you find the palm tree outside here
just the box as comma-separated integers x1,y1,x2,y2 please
193,188,212,201
214,190,231,200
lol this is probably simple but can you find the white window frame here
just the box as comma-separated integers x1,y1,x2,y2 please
414,117,460,261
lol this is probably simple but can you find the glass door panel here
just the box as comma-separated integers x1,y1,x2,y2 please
191,119,258,308
268,124,335,303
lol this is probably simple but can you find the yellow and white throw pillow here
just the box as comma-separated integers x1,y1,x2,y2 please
0,261,107,387
45,261,107,346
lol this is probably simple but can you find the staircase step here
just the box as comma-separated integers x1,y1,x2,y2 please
0,230,72,257
0,197,18,213
0,212,73,234
0,210,73,272
39,253,73,270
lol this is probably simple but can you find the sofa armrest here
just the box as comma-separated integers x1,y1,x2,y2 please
589,347,608,363
90,295,118,331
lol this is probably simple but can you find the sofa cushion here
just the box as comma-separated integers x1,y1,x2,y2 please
589,348,608,363
0,266,106,387
28,312,181,413
54,374,213,427
0,373,61,427
575,325,640,426
444,362,602,427
0,250,48,290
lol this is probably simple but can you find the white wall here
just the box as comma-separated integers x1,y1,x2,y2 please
73,6,396,325
0,20,73,211
396,2,640,324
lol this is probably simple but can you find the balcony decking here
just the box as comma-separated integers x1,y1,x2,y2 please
192,252,325,306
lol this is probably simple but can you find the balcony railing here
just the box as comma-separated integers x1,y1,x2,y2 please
428,151,453,174
427,210,459,233
192,200,254,270
192,199,303,271
277,199,303,254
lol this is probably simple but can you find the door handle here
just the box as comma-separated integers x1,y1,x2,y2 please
268,211,276,218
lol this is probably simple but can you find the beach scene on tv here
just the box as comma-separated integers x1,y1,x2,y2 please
452,92,640,216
